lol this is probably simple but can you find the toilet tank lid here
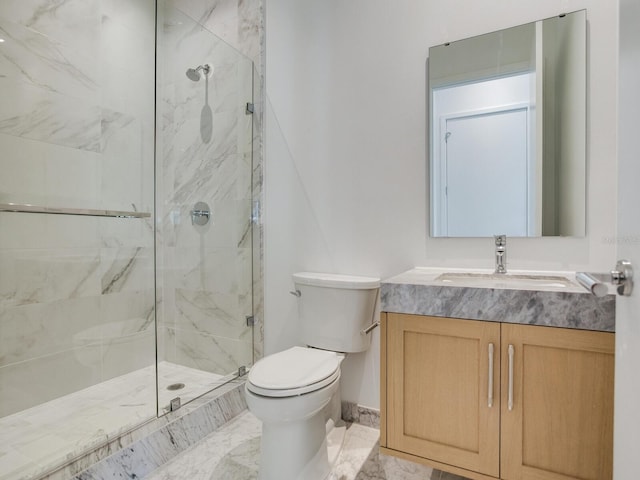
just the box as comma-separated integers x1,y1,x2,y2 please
293,272,380,289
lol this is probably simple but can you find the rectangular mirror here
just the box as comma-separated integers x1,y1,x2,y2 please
429,10,586,237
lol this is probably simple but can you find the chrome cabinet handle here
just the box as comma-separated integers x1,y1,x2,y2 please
488,343,494,408
508,344,515,411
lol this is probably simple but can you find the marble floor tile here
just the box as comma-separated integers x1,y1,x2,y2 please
1,362,229,480
145,411,470,480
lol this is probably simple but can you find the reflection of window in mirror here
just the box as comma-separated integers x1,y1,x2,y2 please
428,10,586,238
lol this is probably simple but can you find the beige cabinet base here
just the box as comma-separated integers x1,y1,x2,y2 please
500,323,614,480
381,313,614,480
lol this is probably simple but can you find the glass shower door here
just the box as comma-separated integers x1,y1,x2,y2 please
155,4,255,412
0,1,157,478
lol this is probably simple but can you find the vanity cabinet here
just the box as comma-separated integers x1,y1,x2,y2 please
380,313,615,480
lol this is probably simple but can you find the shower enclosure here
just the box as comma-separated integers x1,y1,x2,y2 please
0,1,255,479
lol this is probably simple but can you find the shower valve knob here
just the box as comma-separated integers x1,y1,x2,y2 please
191,201,211,226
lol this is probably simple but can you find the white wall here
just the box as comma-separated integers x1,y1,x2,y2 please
265,0,618,408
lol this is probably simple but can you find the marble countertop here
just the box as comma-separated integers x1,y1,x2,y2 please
381,268,616,332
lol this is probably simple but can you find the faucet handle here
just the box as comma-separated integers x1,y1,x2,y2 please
495,234,506,246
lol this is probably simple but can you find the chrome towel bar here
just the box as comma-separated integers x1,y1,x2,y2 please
0,203,151,219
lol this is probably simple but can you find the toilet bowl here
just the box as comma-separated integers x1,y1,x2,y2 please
245,272,380,480
246,346,343,480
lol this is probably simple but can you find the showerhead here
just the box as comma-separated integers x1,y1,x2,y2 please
186,64,211,81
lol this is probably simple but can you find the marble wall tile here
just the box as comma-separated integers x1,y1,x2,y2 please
101,110,153,212
43,154,103,210
98,216,154,249
100,290,155,327
168,246,251,292
0,348,102,416
100,330,155,380
0,0,102,55
164,327,252,375
0,133,102,208
0,249,102,307
100,0,156,47
238,0,262,61
42,215,102,249
0,136,47,205
174,287,252,341
0,78,101,152
168,0,262,67
100,247,154,295
0,17,99,102
0,214,49,250
0,295,102,367
100,14,154,82
170,152,239,207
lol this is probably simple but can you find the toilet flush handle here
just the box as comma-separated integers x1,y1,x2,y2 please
361,321,380,335
289,289,301,297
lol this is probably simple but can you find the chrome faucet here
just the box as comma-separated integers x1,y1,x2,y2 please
494,235,507,274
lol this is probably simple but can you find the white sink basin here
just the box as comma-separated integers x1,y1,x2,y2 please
434,272,575,290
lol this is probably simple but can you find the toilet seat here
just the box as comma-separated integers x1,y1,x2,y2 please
247,346,342,398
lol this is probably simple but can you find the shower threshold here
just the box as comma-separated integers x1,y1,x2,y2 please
0,362,228,480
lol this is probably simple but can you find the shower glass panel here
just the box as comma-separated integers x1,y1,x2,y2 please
0,0,253,478
155,4,254,412
0,1,157,478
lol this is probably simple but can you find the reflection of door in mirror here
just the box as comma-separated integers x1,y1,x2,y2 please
432,74,536,237
428,10,586,238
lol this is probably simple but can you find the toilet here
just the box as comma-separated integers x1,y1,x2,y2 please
245,272,380,480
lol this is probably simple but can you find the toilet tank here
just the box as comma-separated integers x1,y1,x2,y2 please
293,272,380,353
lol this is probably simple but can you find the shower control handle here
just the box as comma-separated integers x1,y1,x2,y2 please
191,201,211,226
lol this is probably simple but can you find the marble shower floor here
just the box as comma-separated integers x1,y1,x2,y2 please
0,362,230,480
145,411,470,480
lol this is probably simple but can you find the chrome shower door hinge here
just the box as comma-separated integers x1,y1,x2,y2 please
169,397,181,412
246,315,255,327
246,102,255,114
238,366,248,377
251,201,261,225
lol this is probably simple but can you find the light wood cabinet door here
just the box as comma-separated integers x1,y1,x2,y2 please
386,313,501,477
500,324,615,480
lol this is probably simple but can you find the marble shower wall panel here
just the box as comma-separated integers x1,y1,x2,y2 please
0,78,102,154
0,219,156,417
0,16,99,101
0,0,155,211
0,0,157,418
163,326,252,374
167,0,264,366
157,0,256,374
169,0,262,67
0,134,102,208
0,348,103,417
